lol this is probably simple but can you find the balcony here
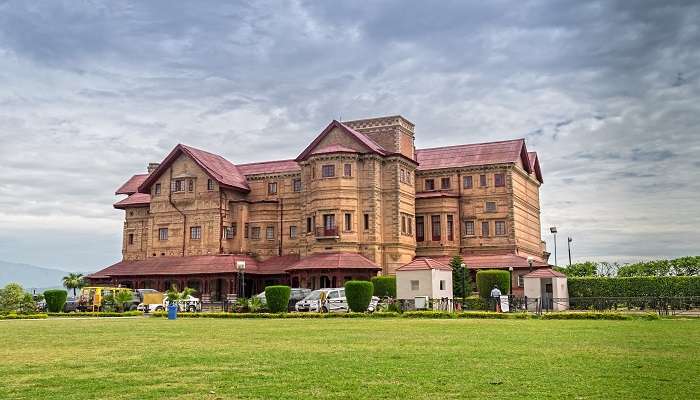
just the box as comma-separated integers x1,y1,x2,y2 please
315,226,339,239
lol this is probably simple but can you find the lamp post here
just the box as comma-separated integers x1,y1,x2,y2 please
567,237,573,267
549,226,558,267
508,266,513,295
236,260,246,299
460,263,467,308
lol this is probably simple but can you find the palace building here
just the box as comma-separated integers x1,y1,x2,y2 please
88,115,549,299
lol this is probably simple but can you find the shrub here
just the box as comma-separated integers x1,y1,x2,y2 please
461,296,487,311
47,311,142,317
43,290,68,313
476,270,510,298
568,276,700,298
0,313,48,320
371,276,396,298
0,283,38,314
344,281,374,312
265,286,291,313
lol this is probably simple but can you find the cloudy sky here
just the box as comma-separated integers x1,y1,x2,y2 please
0,1,698,271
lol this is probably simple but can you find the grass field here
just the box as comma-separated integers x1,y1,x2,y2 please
1,318,698,399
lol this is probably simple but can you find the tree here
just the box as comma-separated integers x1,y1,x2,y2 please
450,255,471,298
62,273,85,297
555,262,598,277
166,285,194,304
0,283,34,313
114,290,134,312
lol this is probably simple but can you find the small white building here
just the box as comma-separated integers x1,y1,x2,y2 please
522,268,568,311
396,258,453,307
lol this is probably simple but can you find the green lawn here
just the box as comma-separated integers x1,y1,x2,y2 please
1,318,698,399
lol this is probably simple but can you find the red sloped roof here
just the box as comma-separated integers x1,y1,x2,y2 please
415,139,533,173
528,151,543,183
397,258,452,271
286,252,381,271
433,253,550,270
114,192,150,209
296,120,387,161
115,173,149,195
257,254,300,275
523,268,566,278
238,159,300,176
138,144,250,193
87,255,258,278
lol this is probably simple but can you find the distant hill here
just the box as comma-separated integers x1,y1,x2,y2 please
0,260,74,292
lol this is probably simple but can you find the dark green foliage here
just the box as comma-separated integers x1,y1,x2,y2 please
43,290,68,313
0,283,37,314
344,281,374,312
617,256,700,277
371,276,396,297
462,296,487,310
450,255,472,298
554,261,598,277
47,311,142,317
568,276,700,298
265,286,291,313
539,312,659,320
0,313,48,320
476,270,510,298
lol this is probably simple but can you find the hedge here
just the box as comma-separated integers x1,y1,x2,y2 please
344,281,374,312
43,290,68,313
150,311,401,319
460,296,488,311
47,311,143,317
265,286,291,313
0,313,48,320
371,276,396,298
568,276,700,298
476,270,510,298
539,312,659,321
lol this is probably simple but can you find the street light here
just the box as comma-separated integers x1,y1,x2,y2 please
236,260,246,299
567,237,573,267
549,226,558,267
460,263,467,308
508,266,513,295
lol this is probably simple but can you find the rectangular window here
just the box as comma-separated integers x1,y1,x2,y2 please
439,280,446,290
188,180,194,192
411,280,420,291
400,168,406,183
323,214,335,229
465,220,475,236
289,225,297,239
408,217,413,236
268,182,277,195
266,226,274,240
485,201,497,213
190,226,201,240
344,213,351,231
479,174,487,187
463,176,473,189
158,228,168,241
322,164,335,178
424,179,435,191
172,179,184,192
225,223,236,239
441,177,451,189
363,214,369,230
495,221,506,236
344,163,352,177
306,217,312,233
154,183,161,195
495,173,505,187
482,221,490,237
244,223,249,239
431,215,441,241
207,179,215,191
518,275,525,288
416,216,425,242
293,178,301,192
401,215,407,235
128,233,134,245
251,226,261,240
447,215,454,241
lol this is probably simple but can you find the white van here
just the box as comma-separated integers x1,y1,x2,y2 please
294,288,379,313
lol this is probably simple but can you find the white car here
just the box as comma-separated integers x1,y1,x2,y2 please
294,288,380,313
137,295,201,313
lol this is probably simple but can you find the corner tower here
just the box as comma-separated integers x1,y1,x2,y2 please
343,115,416,160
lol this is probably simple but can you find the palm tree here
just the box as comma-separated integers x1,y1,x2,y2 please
62,273,85,297
114,290,135,312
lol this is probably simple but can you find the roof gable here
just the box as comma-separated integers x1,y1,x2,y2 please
415,139,533,174
296,120,387,161
138,144,250,193
398,257,452,271
115,173,149,195
528,152,543,183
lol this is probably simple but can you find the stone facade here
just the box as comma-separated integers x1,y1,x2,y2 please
104,115,546,292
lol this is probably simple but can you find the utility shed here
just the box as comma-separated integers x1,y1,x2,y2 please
396,258,453,301
523,268,568,311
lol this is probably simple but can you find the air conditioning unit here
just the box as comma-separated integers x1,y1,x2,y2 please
414,296,429,310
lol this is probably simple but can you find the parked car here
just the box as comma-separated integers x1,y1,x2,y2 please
63,297,79,313
137,294,201,313
255,288,312,311
294,288,379,313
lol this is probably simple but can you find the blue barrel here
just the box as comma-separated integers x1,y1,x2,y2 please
167,304,178,320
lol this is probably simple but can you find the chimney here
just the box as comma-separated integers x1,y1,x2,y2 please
147,163,160,174
343,115,415,159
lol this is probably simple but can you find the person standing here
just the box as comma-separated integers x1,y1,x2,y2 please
490,285,502,312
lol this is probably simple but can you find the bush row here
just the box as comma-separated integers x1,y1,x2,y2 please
149,310,654,320
0,313,48,320
47,311,143,317
568,276,700,298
